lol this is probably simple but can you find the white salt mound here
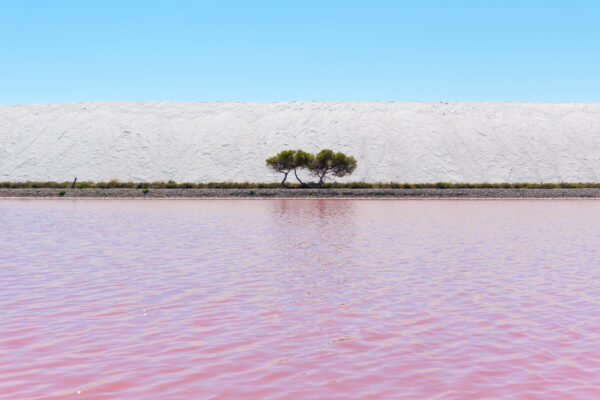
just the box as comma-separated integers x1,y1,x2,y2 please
0,101,599,183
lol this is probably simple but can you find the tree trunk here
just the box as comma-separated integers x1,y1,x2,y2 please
318,173,325,187
281,171,289,188
293,168,306,187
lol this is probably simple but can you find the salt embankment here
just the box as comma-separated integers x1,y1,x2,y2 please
1,101,599,183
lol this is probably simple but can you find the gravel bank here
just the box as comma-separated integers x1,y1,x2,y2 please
2,188,600,198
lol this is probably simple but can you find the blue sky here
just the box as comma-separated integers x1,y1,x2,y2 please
1,0,598,104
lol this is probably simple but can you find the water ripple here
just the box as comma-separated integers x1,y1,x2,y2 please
1,199,600,399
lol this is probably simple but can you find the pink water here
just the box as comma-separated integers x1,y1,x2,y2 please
1,199,600,399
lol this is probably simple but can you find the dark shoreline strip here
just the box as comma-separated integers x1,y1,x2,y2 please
2,188,600,198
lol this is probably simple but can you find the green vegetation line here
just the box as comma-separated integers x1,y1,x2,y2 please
2,181,600,189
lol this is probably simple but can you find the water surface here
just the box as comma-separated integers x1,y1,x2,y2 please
1,199,600,399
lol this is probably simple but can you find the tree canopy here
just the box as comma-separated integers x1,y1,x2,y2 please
265,150,296,187
266,149,356,187
309,149,357,186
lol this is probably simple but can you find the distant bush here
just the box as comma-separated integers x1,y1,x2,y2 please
76,181,93,189
107,178,121,188
58,190,66,196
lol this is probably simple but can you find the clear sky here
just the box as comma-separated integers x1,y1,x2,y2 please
1,0,599,104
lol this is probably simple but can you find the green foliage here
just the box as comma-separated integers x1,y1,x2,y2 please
106,178,122,188
291,150,314,186
265,149,317,187
76,181,93,189
309,149,357,186
58,190,66,196
3,181,600,190
293,150,314,169
266,150,296,187
266,150,296,171
266,148,357,187
142,188,149,194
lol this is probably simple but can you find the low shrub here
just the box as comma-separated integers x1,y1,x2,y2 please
76,181,93,189
107,178,121,188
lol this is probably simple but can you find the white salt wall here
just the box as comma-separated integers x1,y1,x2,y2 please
1,101,599,183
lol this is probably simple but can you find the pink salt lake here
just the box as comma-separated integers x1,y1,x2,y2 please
1,199,600,399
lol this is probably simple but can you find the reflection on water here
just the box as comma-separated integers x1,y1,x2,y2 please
1,199,600,399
